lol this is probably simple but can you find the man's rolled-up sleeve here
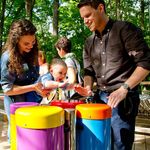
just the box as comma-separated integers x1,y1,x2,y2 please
122,22,150,71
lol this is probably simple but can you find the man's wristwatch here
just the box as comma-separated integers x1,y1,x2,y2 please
122,83,131,91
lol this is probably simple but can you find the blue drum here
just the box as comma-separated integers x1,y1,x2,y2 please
76,104,112,150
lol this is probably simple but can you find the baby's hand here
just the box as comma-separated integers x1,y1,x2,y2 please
58,80,69,89
58,82,68,88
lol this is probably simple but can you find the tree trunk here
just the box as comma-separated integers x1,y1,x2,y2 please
116,0,121,20
52,0,59,36
25,0,35,21
148,0,150,29
0,0,6,53
140,0,145,29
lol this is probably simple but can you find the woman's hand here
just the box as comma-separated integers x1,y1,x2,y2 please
34,82,48,97
74,84,92,97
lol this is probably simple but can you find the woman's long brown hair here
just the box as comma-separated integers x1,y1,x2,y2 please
3,19,39,75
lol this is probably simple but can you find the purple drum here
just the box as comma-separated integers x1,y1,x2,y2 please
10,102,39,115
15,105,65,150
10,102,38,149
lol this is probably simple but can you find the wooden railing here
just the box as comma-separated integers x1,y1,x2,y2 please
0,94,6,115
140,81,150,85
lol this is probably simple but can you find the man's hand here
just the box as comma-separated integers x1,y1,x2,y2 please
74,84,92,97
107,86,128,108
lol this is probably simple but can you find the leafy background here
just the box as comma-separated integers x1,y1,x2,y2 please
0,0,150,87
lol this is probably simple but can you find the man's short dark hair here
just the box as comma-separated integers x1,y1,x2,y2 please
77,0,105,10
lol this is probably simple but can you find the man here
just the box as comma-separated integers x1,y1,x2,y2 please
75,0,150,149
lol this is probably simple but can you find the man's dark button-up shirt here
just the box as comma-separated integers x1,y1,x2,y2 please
83,19,150,91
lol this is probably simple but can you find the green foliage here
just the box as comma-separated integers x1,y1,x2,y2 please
58,1,91,68
1,0,26,44
0,0,150,78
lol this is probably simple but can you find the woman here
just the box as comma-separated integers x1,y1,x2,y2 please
1,19,44,142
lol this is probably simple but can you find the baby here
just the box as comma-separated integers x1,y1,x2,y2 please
26,58,69,103
39,58,68,89
39,58,72,104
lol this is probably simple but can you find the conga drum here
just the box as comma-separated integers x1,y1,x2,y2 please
15,105,64,150
76,104,112,150
10,102,38,150
51,100,84,150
